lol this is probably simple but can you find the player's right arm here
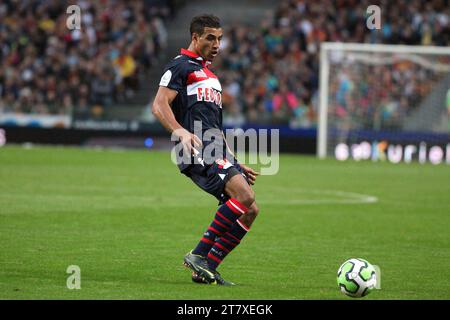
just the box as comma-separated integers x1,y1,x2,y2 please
152,86,202,155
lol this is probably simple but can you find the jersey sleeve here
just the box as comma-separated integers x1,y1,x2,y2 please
159,61,186,93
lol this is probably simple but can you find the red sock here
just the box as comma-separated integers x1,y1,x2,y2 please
192,198,248,257
207,219,250,270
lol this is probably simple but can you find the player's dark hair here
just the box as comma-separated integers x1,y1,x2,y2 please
190,14,221,36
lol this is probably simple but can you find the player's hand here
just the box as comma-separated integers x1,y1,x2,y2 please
173,128,202,156
239,164,259,185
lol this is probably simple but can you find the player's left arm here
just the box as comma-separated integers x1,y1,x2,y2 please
222,132,259,185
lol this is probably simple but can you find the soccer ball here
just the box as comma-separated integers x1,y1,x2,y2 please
337,258,377,298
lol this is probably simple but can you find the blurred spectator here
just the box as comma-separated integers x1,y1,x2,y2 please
213,0,449,128
0,0,170,117
328,60,446,130
1,0,449,128
91,69,115,107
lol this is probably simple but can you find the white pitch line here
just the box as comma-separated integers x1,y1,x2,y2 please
0,188,379,212
258,188,378,205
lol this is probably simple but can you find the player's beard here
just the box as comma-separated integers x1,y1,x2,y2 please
200,46,218,61
210,49,219,60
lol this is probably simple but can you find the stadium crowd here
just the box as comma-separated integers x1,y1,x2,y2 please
0,0,170,118
328,57,449,131
0,0,449,129
215,0,450,128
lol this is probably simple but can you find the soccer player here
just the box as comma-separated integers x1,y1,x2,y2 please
151,14,260,285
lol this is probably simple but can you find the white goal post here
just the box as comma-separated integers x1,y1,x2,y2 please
318,42,450,162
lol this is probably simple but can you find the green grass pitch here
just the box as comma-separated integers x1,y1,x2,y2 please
1,145,449,299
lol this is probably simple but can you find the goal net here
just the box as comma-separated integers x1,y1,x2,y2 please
318,43,450,164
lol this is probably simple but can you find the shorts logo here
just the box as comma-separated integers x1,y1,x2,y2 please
215,159,232,169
